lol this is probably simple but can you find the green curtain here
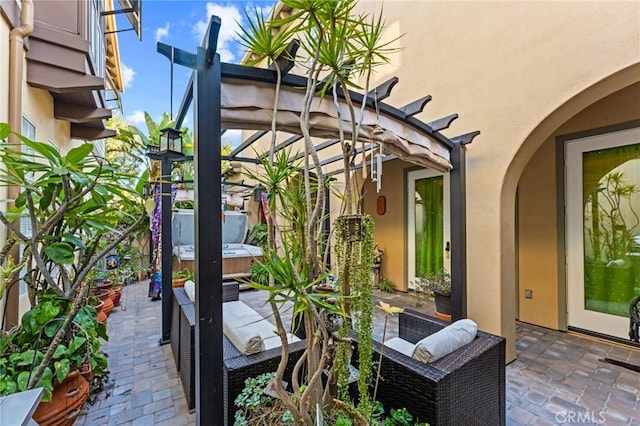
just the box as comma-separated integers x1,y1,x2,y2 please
415,176,444,277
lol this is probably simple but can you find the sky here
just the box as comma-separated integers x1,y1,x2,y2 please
114,1,276,145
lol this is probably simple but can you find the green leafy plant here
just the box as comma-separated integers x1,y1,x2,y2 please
335,214,375,418
172,268,194,281
335,416,353,426
384,408,413,426
174,200,194,209
249,261,269,286
411,269,451,308
234,372,294,425
0,290,108,402
0,123,146,393
238,1,401,423
246,223,268,250
378,278,395,293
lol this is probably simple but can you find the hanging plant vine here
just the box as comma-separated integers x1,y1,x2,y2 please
335,214,375,419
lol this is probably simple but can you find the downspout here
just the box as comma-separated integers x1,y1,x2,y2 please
3,0,34,329
9,0,34,141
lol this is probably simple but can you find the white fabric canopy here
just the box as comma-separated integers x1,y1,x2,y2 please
220,78,452,172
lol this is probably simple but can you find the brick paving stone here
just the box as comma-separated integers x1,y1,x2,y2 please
109,401,132,416
155,415,193,426
601,407,631,424
507,404,535,424
132,389,154,408
142,397,174,416
83,281,640,425
154,406,177,423
153,388,172,401
108,406,144,425
131,414,156,426
523,390,549,406
531,418,555,426
576,393,606,414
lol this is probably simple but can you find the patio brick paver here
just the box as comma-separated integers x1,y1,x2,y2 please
75,280,195,426
78,280,640,425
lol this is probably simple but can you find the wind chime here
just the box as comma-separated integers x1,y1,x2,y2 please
370,89,385,193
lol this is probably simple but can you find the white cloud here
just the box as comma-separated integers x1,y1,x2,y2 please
121,63,135,89
193,3,244,63
125,110,145,125
155,22,170,43
222,129,242,149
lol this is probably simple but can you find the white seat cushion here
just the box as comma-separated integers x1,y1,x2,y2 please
383,337,415,357
412,319,478,363
184,280,195,302
262,333,301,351
223,301,284,355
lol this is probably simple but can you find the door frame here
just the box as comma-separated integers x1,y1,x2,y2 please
558,120,640,337
406,168,451,289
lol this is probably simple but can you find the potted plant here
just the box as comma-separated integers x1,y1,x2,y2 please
0,123,147,415
236,1,400,422
412,269,452,321
172,268,193,287
0,289,108,425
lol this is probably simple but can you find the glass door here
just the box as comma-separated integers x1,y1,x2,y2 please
407,169,450,289
566,127,640,338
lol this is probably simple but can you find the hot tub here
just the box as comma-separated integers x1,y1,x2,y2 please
172,210,263,278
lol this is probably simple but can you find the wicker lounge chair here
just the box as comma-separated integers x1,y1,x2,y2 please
170,281,239,373
362,309,505,426
171,285,306,425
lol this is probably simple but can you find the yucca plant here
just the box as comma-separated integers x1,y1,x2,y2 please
238,1,400,423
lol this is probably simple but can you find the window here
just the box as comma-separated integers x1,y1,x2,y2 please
89,0,106,79
93,138,106,160
21,117,35,183
18,117,36,295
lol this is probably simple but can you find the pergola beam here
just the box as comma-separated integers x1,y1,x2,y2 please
368,76,398,101
428,113,459,132
268,39,299,75
292,138,339,161
319,143,374,168
400,95,432,118
230,130,268,156
451,130,481,145
259,135,303,161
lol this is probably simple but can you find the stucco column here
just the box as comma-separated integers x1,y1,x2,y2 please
466,165,517,362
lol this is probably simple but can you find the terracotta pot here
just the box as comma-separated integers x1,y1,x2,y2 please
172,277,187,288
96,289,114,316
33,370,89,426
94,280,112,292
79,362,94,384
93,300,107,324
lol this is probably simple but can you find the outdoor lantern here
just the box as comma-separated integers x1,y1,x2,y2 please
159,127,183,155
143,182,154,197
252,185,265,202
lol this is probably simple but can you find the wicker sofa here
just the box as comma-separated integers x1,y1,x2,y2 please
170,285,306,424
363,309,505,426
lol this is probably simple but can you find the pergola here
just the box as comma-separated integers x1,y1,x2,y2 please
155,16,479,425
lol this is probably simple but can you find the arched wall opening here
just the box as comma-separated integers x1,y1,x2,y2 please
505,63,640,341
